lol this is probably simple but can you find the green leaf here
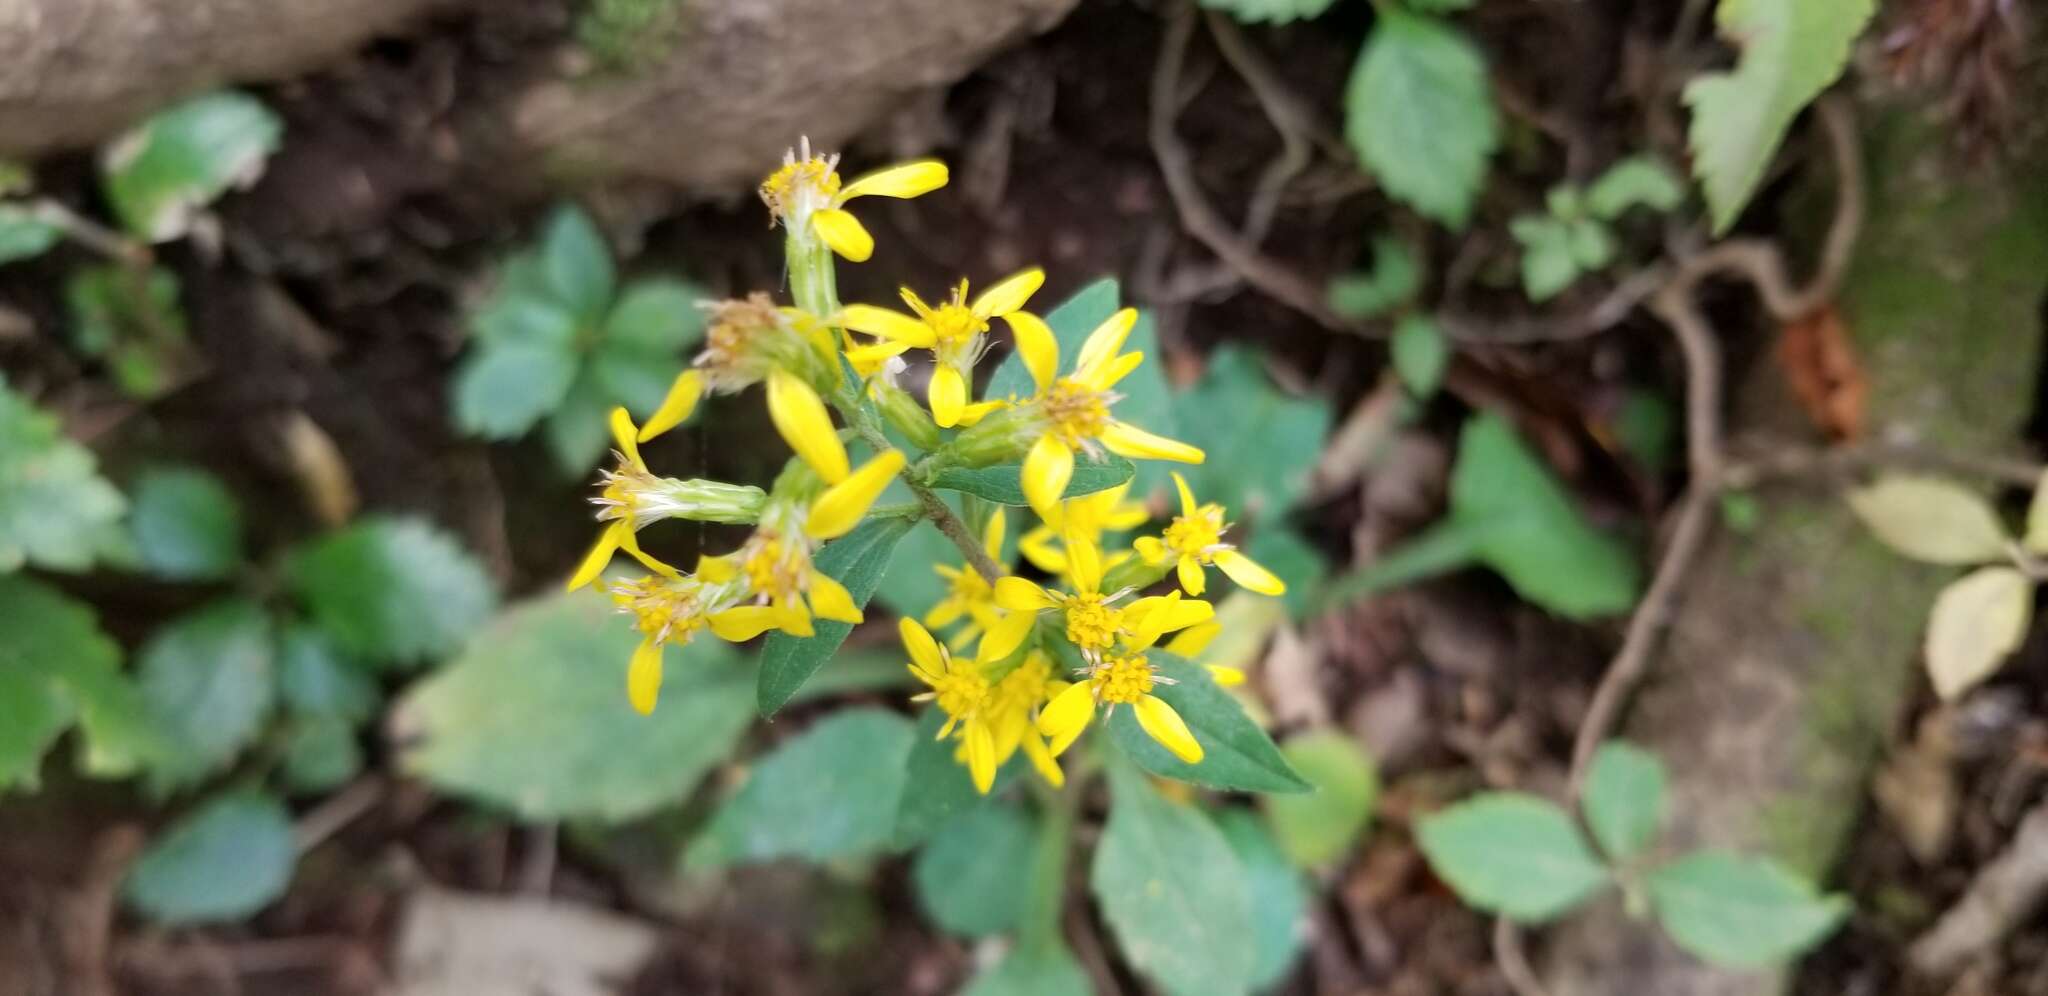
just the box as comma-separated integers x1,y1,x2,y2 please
281,717,362,795
540,205,616,319
1328,235,1422,319
756,516,914,715
0,377,126,573
591,346,687,417
1415,791,1611,922
1391,314,1449,399
471,295,579,350
543,375,616,477
603,278,708,353
1407,0,1477,10
125,792,295,924
961,939,1092,996
452,342,580,439
276,625,378,723
1567,218,1617,270
0,578,100,789
1093,761,1255,996
1106,653,1311,794
129,467,242,581
987,279,1115,402
893,707,1019,847
1683,0,1876,232
1647,851,1850,967
1583,741,1668,862
136,599,274,788
1260,729,1379,868
1196,0,1337,24
102,91,282,242
913,802,1037,937
1242,527,1326,620
0,203,60,264
65,264,189,398
1587,157,1686,218
1214,809,1311,989
286,516,498,668
1173,346,1332,516
929,455,1135,507
1512,214,1582,302
686,708,915,869
1345,11,1499,228
395,589,753,821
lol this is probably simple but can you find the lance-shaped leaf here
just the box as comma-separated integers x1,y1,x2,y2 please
757,516,914,715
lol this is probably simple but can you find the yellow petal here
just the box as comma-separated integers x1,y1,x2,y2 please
981,507,1007,559
965,721,997,795
1134,694,1204,764
566,524,624,591
708,605,781,641
609,407,645,469
807,449,905,538
1022,435,1074,522
638,369,703,442
773,599,815,637
841,304,938,347
1206,664,1246,687
627,639,663,715
1100,421,1204,464
1173,472,1199,519
1037,681,1096,750
697,553,738,583
956,399,1005,426
977,610,1037,663
1021,732,1066,787
838,159,949,201
801,573,858,625
1074,308,1137,380
1001,312,1059,394
1064,530,1103,595
923,597,966,630
1019,526,1069,574
900,616,945,676
994,576,1057,612
1132,535,1168,565
1214,548,1286,595
845,340,913,375
767,368,850,483
1178,555,1207,596
1086,350,1145,392
1164,620,1222,658
810,208,874,262
971,268,1044,318
929,365,968,428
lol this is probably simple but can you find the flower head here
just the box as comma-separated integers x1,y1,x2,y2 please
1020,484,1149,574
993,533,1212,658
903,617,1001,792
842,269,1044,427
694,295,841,396
567,407,697,591
1134,473,1285,597
761,139,949,263
607,568,744,715
1035,598,1206,764
925,510,1008,650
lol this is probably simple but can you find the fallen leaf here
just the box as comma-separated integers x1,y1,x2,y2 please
395,887,660,996
1777,305,1867,440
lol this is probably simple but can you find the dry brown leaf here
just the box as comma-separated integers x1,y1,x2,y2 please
1777,305,1868,440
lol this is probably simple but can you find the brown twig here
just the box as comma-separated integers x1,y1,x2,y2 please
1910,797,2048,977
293,776,385,853
1494,918,1553,996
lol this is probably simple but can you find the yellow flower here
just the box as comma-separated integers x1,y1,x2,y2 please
841,269,1045,427
761,139,949,263
767,367,851,484
1008,307,1204,521
1019,483,1149,574
567,407,692,591
1133,473,1285,597
694,295,841,395
983,651,1067,789
1160,620,1243,686
925,510,1008,650
608,569,737,714
903,617,1001,793
1035,598,1206,764
705,528,856,641
993,532,1211,656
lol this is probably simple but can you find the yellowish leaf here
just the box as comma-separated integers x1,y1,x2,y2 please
1925,566,2032,700
2024,468,2048,555
1846,476,2008,565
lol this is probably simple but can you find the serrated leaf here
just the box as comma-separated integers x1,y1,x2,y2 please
1214,809,1311,988
603,278,708,353
893,707,1020,847
1345,11,1499,228
1107,653,1311,793
1391,314,1449,399
0,376,126,573
539,205,616,319
1646,851,1850,967
281,717,362,795
913,802,1037,937
756,516,914,715
0,577,108,788
136,599,274,788
1416,791,1611,922
276,626,378,723
1328,235,1422,319
1512,214,1582,301
1846,475,2009,565
543,375,616,477
286,516,498,667
929,456,1135,507
1093,761,1254,996
396,589,752,821
1173,346,1332,517
1196,0,1337,24
1583,741,1668,861
1925,566,2033,700
1683,0,1877,232
1260,729,1378,868
1587,157,1686,218
125,792,295,924
686,708,914,869
452,341,581,439
471,295,579,350
0,203,60,264
102,91,282,242
129,467,242,581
